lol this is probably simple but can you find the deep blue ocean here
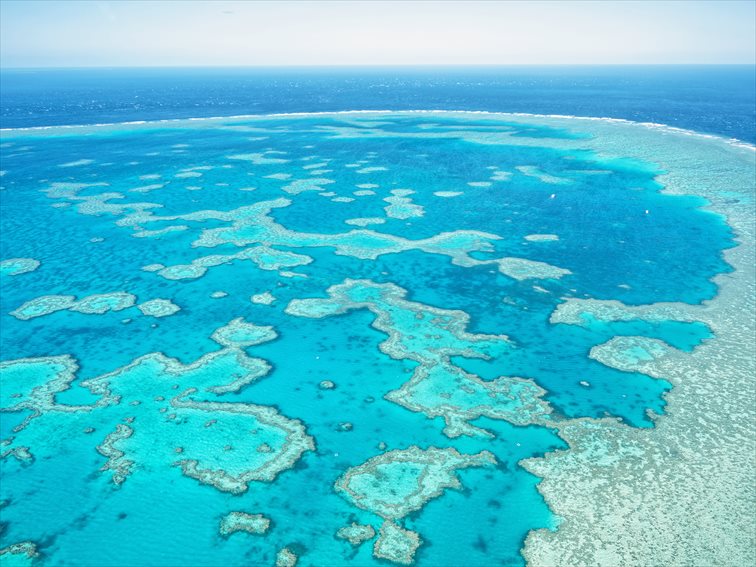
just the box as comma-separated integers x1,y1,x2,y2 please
0,67,753,567
1,66,755,142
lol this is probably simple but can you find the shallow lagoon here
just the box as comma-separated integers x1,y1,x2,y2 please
0,112,740,566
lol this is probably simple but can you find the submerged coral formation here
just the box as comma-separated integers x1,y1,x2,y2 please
275,547,298,567
335,446,496,519
136,299,181,318
286,279,552,436
0,541,39,567
0,258,40,277
1,318,314,495
335,446,495,563
336,523,375,546
373,521,421,566
8,292,174,321
219,512,271,536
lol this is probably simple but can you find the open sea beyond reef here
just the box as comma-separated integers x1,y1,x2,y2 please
0,67,754,567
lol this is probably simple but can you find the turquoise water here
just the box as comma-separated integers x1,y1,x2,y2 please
0,112,730,566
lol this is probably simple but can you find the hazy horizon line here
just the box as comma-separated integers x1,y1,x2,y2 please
3,62,755,71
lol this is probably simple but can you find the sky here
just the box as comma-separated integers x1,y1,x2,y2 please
1,0,754,68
